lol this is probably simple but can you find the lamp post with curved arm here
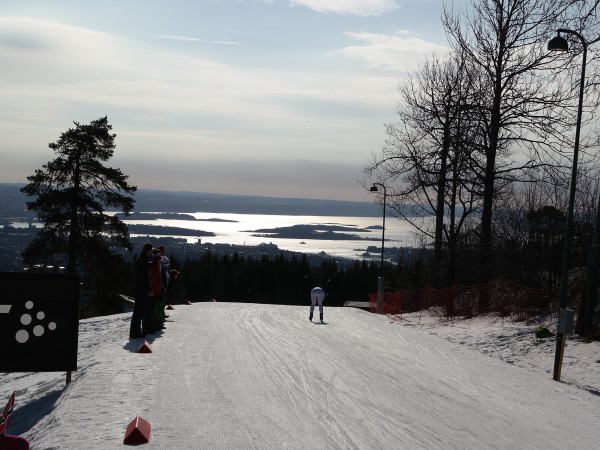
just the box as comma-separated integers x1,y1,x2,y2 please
548,28,588,382
370,183,387,314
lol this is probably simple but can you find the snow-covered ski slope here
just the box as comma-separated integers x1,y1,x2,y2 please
3,302,600,449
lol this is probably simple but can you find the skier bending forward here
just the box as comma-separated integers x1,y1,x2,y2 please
309,286,325,322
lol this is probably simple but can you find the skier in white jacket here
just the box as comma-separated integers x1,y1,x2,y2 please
309,286,326,322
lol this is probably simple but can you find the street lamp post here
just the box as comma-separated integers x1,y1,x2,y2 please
548,29,588,382
370,183,387,314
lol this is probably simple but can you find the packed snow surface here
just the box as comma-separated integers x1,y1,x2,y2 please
2,302,600,449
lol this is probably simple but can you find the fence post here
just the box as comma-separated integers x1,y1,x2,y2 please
376,277,384,314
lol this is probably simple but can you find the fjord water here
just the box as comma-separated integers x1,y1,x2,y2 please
125,212,421,260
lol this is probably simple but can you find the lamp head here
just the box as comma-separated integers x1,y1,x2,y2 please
548,34,568,52
370,185,378,192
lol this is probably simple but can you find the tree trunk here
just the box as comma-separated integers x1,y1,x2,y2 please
67,150,82,274
433,122,452,289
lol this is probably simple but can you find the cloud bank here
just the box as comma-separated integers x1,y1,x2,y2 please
289,0,399,16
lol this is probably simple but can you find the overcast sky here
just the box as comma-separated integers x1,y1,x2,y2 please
0,0,452,202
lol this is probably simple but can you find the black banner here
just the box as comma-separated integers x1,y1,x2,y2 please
0,272,80,372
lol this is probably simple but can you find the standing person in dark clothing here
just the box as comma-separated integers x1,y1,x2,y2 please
151,245,170,328
166,269,182,304
146,248,163,333
130,243,153,339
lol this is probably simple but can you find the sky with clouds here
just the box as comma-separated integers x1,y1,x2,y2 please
0,0,451,202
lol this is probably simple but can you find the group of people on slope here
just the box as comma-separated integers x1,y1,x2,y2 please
129,243,181,339
129,241,325,336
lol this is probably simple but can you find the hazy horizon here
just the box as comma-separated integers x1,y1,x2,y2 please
0,182,385,219
1,181,380,205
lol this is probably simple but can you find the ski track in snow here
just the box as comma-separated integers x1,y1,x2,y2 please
1,303,599,449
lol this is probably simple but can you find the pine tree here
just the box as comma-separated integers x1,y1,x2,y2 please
20,116,136,274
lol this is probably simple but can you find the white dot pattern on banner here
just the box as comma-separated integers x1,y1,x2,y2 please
15,329,29,344
14,300,58,344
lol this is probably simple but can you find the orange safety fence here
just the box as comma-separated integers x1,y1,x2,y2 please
367,291,402,315
368,278,582,323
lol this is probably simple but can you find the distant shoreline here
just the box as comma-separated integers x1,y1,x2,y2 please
1,183,383,219
116,212,238,222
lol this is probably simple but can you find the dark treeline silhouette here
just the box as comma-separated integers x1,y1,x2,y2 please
160,244,435,308
169,252,381,307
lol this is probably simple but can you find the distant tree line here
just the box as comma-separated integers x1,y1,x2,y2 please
168,252,378,306
157,243,435,307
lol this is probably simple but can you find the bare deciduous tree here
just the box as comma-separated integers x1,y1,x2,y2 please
442,0,599,284
365,50,484,287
